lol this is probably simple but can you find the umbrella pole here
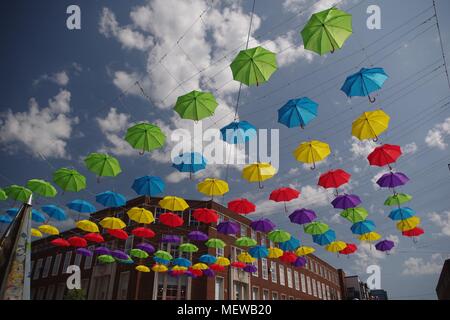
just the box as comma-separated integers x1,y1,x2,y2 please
284,202,287,213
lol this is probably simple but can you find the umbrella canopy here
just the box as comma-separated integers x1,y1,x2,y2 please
220,121,257,144
172,152,207,176
351,220,376,235
301,7,352,55
359,232,381,242
187,230,209,241
155,250,173,261
217,221,240,235
326,241,347,253
293,140,331,169
230,46,277,86
0,188,7,201
205,238,226,249
136,265,151,273
6,208,19,217
51,238,70,247
278,97,318,129
174,90,218,121
318,169,351,189
197,178,229,197
173,257,192,268
136,243,155,254
341,67,388,102
192,263,209,270
76,220,99,233
227,198,256,215
67,200,96,213
289,208,317,225
243,264,257,273
250,218,276,232
242,162,277,188
268,229,291,243
31,228,43,237
384,193,413,206
0,215,13,224
52,168,86,192
159,196,189,211
130,248,149,259
199,254,217,264
352,110,390,141
389,207,415,221
84,153,122,178
375,240,395,252
116,257,134,265
340,207,369,223
68,236,87,248
396,216,420,232
98,255,115,264
131,175,165,196
295,246,315,256
152,264,168,272
84,233,104,243
376,172,409,188
402,227,425,238
249,246,269,259
179,243,199,253
210,264,225,272
279,251,297,263
108,229,129,240
160,212,184,228
96,191,126,208
31,209,46,223
270,187,300,202
42,205,67,221
132,227,155,238
216,256,231,267
38,224,59,235
161,235,181,243
154,256,170,265
312,229,336,245
127,207,154,224
331,194,362,209
368,144,402,167
230,261,246,269
204,269,216,277
267,247,284,259
235,236,257,247
279,237,301,251
99,217,126,230
4,185,32,202
125,123,166,154
94,247,111,255
192,208,219,224
293,256,307,267
304,221,329,235
26,179,57,197
237,252,256,264
339,243,357,255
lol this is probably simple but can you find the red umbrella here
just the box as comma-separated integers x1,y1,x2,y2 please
209,263,225,272
339,243,357,255
160,212,184,227
402,227,424,243
318,169,351,195
108,229,129,240
68,236,87,248
132,227,156,238
279,251,297,263
368,144,402,168
188,267,203,277
51,238,70,247
84,233,104,243
227,198,256,214
192,208,219,224
230,261,246,268
269,187,300,212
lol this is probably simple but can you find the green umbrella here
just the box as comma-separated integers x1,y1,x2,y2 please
125,123,166,155
174,90,218,121
179,243,199,253
230,46,277,86
0,188,7,201
340,207,368,223
384,193,412,206
154,250,173,261
205,238,226,249
301,7,352,55
130,248,149,259
268,229,291,243
304,221,329,235
53,168,86,192
98,254,115,264
84,153,122,180
235,236,257,247
4,185,32,202
26,179,57,198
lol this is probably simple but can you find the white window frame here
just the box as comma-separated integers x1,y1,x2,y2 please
62,251,72,273
279,265,285,286
42,256,52,278
306,276,312,295
312,278,318,297
287,268,293,288
52,254,62,276
294,271,300,291
270,261,277,283
84,245,94,269
261,258,268,280
318,281,323,299
33,258,43,280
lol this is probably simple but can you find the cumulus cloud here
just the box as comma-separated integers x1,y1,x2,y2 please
425,117,450,150
34,70,70,87
283,0,355,14
352,234,399,273
402,254,444,276
349,136,377,159
427,211,450,237
402,142,418,155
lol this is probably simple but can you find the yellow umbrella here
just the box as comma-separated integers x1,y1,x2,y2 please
325,241,347,253
359,231,381,242
197,178,229,198
127,207,155,224
31,228,43,237
242,162,277,188
136,265,151,273
237,252,255,263
192,263,209,270
99,217,126,230
295,246,315,256
396,216,420,232
76,220,99,233
267,247,283,259
293,140,331,169
172,265,188,271
159,196,189,211
216,256,231,267
152,264,168,272
352,109,390,141
38,224,59,235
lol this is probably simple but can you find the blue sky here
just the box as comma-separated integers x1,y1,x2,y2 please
1,0,450,300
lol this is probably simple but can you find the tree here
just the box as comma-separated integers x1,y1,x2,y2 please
63,288,86,300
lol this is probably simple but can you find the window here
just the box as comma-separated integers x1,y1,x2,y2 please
337,291,341,300
262,289,269,300
279,265,285,286
52,254,62,276
217,214,224,224
260,236,266,246
215,277,224,300
326,285,331,300
240,224,247,237
261,258,268,280
271,291,278,300
74,253,82,267
320,266,324,277
306,276,312,295
62,251,72,273
252,260,258,277
301,273,306,293
270,261,277,283
269,240,274,247
45,285,55,300
251,229,256,241
81,279,89,293
287,268,293,288
294,271,300,291
42,256,52,278
252,287,259,300
36,287,46,300
216,246,224,257
318,281,323,299
33,258,43,280
55,283,66,300
322,283,327,300
84,246,94,269
117,271,130,300
281,294,286,300
312,279,317,297
125,235,134,251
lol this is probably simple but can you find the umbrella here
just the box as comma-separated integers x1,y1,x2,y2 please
293,140,331,169
136,265,151,273
136,243,155,254
108,229,129,240
131,175,165,196
152,264,168,272
331,194,362,209
6,208,19,217
269,187,300,212
243,264,257,273
250,218,276,232
38,224,59,235
304,221,329,235
268,229,291,243
341,67,388,102
384,193,413,206
351,220,376,235
301,7,352,55
187,230,209,241
295,246,315,256
352,110,390,141
51,238,70,247
84,233,104,243
174,90,218,121
402,227,424,241
368,144,402,167
52,168,86,192
31,209,46,223
278,97,318,129
359,232,381,242
68,236,87,248
203,269,215,277
98,255,115,264
279,237,301,251
0,188,7,201
84,153,121,181
76,218,99,232
340,207,369,223
172,152,207,178
339,243,357,255
0,215,13,224
235,236,257,247
99,217,126,230
31,228,43,237
227,198,256,214
127,207,155,224
376,172,409,188
94,247,111,255
242,162,277,188
237,252,255,264
154,257,170,265
396,216,420,232
192,208,218,224
199,254,217,264
293,256,307,267
132,227,155,238
192,263,209,270
130,248,149,259
289,208,317,225
179,243,199,253
197,178,229,198
42,205,67,221
3,185,32,202
173,258,192,268
117,258,134,265
326,241,347,253
230,46,277,86
26,179,57,197
216,256,231,267
159,196,189,211
279,251,297,263
96,191,126,208
217,221,240,235
389,207,415,221
161,235,181,243
220,121,257,144
125,123,166,154
159,212,184,227
312,229,336,245
112,250,129,260
230,261,246,269
67,200,96,213
205,238,226,249
267,247,283,259
210,264,225,272
318,169,351,193
375,240,395,252
249,245,269,259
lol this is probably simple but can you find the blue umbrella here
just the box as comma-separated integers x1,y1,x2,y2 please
278,97,318,129
249,245,269,259
351,220,376,235
220,121,257,144
31,209,46,223
312,229,336,246
341,67,388,102
389,207,415,221
132,175,165,196
153,256,170,265
172,257,192,268
95,191,126,208
6,208,19,217
42,205,67,221
0,214,13,224
199,254,217,264
279,236,301,251
172,152,207,179
67,199,96,213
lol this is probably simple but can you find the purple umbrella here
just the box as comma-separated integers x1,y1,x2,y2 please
184,270,196,278
161,235,181,243
203,268,215,277
76,248,93,257
136,242,155,254
217,221,240,235
188,231,208,241
331,194,362,209
94,246,111,255
111,249,129,260
289,209,317,225
250,218,276,232
375,240,395,252
243,264,257,273
376,172,409,188
292,256,307,267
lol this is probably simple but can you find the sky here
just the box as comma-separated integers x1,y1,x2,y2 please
1,0,450,300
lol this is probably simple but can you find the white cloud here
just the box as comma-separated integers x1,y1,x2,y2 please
34,70,70,87
402,142,418,155
283,0,354,14
402,253,444,276
0,90,77,158
427,211,450,237
349,136,377,159
371,169,385,190
425,117,450,150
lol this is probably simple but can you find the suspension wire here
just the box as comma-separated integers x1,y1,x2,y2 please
432,0,450,89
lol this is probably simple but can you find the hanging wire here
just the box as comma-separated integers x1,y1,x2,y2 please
432,0,450,89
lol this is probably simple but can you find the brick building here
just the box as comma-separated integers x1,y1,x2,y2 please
30,196,345,300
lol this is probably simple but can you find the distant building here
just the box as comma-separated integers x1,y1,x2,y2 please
343,275,371,300
436,259,450,300
370,289,388,300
